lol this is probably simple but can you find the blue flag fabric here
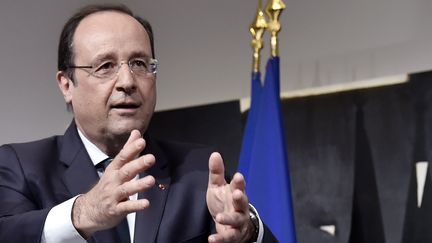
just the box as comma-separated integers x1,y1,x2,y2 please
238,71,262,179
238,57,297,243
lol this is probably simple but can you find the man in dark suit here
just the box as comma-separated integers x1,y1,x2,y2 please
0,4,277,243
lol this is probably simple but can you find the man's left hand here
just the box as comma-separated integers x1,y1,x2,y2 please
206,152,256,243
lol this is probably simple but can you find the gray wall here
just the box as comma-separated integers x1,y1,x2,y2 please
1,0,432,144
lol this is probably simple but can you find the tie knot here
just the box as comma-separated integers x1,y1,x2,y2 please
96,158,112,174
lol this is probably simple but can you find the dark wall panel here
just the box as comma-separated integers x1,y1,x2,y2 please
147,100,243,175
282,93,356,243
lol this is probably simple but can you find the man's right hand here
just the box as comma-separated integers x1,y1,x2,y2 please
71,130,156,239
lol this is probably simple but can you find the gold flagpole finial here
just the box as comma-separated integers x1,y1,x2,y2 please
265,0,286,57
250,0,267,73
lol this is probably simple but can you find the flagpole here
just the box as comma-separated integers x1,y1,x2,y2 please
250,0,267,73
265,0,286,57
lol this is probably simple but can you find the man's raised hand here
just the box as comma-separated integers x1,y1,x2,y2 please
72,130,155,238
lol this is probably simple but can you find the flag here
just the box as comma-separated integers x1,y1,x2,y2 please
238,57,297,243
237,71,262,178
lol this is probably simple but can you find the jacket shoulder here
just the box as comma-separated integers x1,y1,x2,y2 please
0,135,63,169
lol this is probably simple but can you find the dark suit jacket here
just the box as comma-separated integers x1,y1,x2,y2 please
0,121,277,243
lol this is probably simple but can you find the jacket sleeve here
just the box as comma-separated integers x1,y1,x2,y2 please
0,145,51,243
262,223,279,243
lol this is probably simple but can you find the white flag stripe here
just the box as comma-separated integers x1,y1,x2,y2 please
416,161,428,208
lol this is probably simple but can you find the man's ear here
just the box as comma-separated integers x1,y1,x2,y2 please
56,71,73,105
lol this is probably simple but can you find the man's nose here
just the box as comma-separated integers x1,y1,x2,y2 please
115,62,136,93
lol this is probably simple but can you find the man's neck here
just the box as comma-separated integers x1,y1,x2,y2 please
76,128,127,158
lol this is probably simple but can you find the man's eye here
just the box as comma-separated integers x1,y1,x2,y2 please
130,59,147,69
95,62,115,73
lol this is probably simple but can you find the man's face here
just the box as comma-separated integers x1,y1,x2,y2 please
58,11,156,150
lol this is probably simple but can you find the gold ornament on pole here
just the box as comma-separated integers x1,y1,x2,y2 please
265,0,286,57
250,0,267,73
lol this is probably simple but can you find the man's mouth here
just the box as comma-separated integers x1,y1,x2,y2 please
110,101,142,114
111,103,141,109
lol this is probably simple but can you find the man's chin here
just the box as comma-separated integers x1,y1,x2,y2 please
109,122,146,138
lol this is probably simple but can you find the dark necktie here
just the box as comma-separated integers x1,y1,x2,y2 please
96,158,131,243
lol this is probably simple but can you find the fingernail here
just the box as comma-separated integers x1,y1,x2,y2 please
216,214,223,222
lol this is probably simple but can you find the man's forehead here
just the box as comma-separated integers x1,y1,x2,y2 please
75,10,146,36
72,10,151,59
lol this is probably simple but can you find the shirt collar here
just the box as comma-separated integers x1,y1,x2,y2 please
77,128,109,166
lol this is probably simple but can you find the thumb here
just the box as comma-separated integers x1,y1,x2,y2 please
208,152,226,187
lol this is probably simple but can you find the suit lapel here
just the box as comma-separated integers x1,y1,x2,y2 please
134,138,171,243
59,122,118,243
59,121,99,197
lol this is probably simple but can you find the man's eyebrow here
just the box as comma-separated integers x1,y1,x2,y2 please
90,52,117,64
129,51,152,59
89,51,151,64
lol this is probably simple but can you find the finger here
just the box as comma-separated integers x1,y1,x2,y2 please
232,189,249,213
117,154,155,182
110,137,146,170
208,152,226,187
116,198,151,215
115,175,155,201
208,229,237,243
215,211,247,228
123,130,142,148
229,173,246,192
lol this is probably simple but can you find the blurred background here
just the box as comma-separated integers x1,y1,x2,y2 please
1,0,432,144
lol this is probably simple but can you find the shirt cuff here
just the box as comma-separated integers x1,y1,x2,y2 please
41,195,87,243
249,203,264,243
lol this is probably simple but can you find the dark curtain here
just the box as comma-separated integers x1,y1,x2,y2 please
401,72,432,243
282,92,356,243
